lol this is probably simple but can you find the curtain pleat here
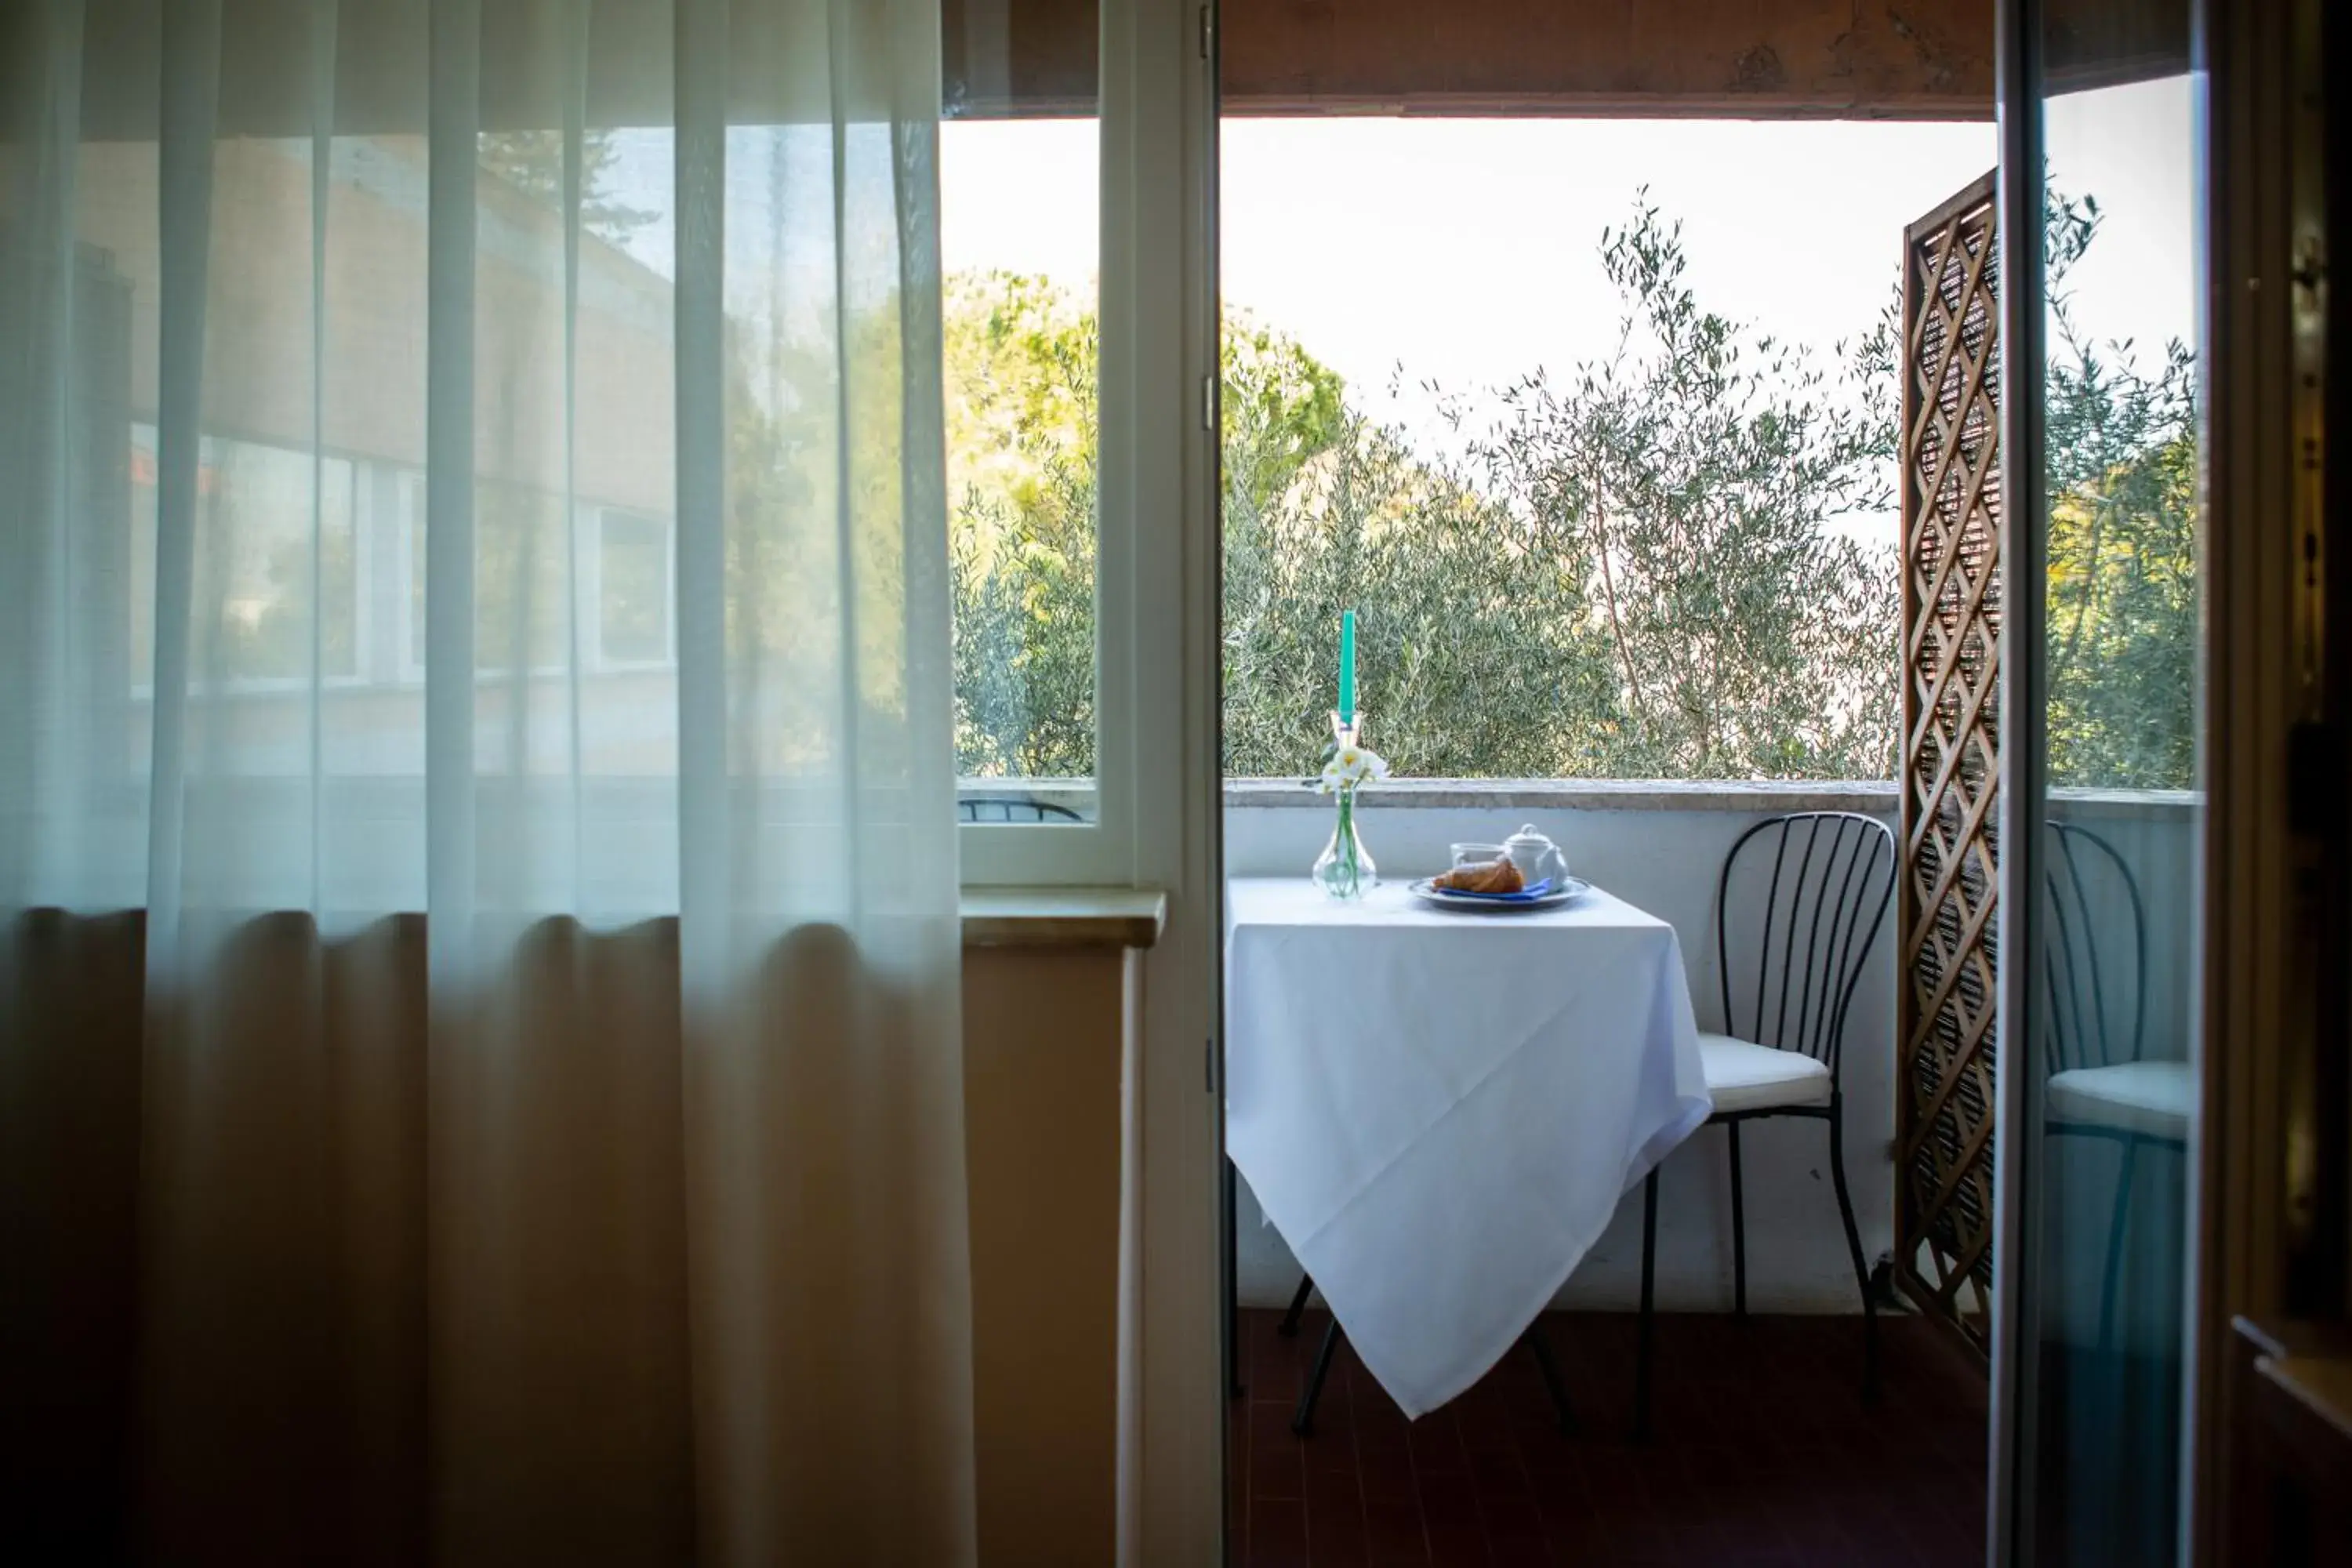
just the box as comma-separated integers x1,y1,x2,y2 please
559,0,588,896
671,0,726,994
143,0,218,964
423,0,477,978
305,0,339,909
0,3,87,905
0,0,973,1559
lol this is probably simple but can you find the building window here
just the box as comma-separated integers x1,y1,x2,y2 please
597,507,671,667
130,423,364,688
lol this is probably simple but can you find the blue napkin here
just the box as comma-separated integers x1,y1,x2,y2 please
1435,878,1556,903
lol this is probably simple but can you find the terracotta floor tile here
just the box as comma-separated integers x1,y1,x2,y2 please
1229,1311,1987,1568
1308,1460,1370,1565
1254,1499,1311,1568
1363,1497,1432,1566
1254,1399,1308,1503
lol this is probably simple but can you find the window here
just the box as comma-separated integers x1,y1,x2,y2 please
130,423,364,690
402,475,575,678
597,508,671,666
941,0,1104,836
103,7,1163,888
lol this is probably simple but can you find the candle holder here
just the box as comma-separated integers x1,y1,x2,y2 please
1310,711,1381,900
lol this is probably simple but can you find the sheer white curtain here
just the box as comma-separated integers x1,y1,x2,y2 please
1,0,972,1560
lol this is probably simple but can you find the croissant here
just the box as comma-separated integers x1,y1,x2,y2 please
1434,857,1524,895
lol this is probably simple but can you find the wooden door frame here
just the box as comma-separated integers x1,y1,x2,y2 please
1988,0,2332,1558
2194,0,2339,1561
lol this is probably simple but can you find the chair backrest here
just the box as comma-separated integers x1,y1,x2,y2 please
2042,820,2148,1077
956,794,1087,825
1716,811,1897,1081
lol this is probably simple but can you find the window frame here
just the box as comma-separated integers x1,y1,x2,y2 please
394,470,677,685
950,0,1145,888
127,423,376,698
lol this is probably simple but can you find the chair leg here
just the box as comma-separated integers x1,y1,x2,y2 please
1524,1318,1577,1435
1292,1319,1341,1436
1728,1120,1748,1322
1225,1156,1244,1399
1635,1167,1660,1442
1278,1273,1314,1338
1827,1109,1878,1403
2096,1136,2141,1356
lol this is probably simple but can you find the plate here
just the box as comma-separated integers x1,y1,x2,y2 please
1408,875,1590,912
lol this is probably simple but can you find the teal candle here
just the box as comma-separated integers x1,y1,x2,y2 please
1338,610,1356,725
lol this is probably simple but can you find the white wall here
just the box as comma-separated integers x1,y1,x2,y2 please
1222,786,2198,1316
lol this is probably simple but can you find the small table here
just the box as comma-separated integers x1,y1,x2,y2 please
1225,876,1711,1418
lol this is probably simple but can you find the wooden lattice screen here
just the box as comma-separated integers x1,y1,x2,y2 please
1894,172,2002,1353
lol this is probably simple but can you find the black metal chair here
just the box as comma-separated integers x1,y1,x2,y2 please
1634,811,1896,1439
2042,820,2187,1352
956,794,1085,824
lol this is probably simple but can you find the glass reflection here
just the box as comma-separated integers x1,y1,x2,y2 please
2030,41,2199,1564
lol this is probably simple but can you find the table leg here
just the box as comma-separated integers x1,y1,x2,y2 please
1225,1156,1243,1399
1278,1272,1314,1338
1293,1319,1342,1437
1635,1167,1660,1442
1525,1319,1576,1435
1729,1120,1748,1321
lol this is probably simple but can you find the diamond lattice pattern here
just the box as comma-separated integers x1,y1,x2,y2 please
1895,175,2001,1353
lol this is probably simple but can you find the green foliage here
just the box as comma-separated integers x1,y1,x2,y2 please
2042,193,2199,790
1220,410,1621,779
946,191,2198,791
1221,316,1347,520
946,274,1099,777
1461,198,1901,779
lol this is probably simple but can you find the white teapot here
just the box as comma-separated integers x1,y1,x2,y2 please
1501,824,1570,887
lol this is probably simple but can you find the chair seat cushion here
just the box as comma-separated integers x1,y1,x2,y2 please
1698,1033,1832,1114
2046,1060,2191,1140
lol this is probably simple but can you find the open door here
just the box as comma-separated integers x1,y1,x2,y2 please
1991,0,2203,1560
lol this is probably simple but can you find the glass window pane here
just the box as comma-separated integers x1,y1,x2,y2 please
474,481,568,673
599,509,670,665
134,426,361,687
940,0,1099,825
2027,27,2200,1563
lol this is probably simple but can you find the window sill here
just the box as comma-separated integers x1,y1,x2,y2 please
960,887,1167,949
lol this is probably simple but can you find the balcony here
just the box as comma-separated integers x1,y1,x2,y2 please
1215,776,2195,1566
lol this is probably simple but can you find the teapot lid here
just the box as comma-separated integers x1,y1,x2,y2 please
1504,823,1555,848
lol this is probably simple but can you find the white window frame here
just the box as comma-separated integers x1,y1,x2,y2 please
941,9,1221,1547
1109,0,1225,1560
395,469,662,685
126,422,376,698
950,7,1149,889
392,465,428,684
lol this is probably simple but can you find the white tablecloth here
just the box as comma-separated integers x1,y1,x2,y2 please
1225,877,1711,1417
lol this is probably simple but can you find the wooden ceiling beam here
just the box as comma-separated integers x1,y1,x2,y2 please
1219,1,1994,122
946,2,2191,123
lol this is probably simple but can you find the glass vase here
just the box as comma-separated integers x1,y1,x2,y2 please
1312,786,1376,899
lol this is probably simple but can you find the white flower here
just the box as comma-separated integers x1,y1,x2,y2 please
1315,744,1392,793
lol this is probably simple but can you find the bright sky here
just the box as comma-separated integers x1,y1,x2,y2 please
939,76,2199,530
